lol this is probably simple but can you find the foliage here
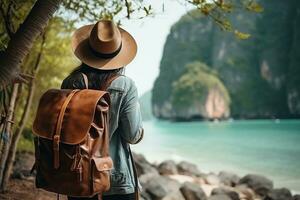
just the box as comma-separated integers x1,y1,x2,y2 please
60,0,154,25
171,61,230,108
58,0,262,37
181,0,263,39
0,0,36,50
0,0,35,116
17,134,34,153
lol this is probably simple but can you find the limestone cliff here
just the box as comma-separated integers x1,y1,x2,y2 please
152,0,300,120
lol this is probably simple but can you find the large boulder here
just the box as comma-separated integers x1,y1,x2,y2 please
264,188,293,200
177,161,202,177
293,195,300,200
132,152,159,176
180,181,207,200
208,194,232,200
218,171,240,186
144,175,181,200
238,174,273,196
158,160,178,175
211,187,239,200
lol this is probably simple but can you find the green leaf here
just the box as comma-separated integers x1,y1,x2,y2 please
247,1,264,13
200,4,215,15
220,3,234,13
219,19,232,31
234,30,251,40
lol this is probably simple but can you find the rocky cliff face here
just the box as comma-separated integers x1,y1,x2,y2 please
152,0,300,120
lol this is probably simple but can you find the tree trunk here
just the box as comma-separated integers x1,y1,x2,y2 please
0,32,46,190
0,0,62,90
1,82,36,190
0,84,19,187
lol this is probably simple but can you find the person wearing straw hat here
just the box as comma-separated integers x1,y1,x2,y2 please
61,19,144,200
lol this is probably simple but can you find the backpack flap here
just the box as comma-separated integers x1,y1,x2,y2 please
32,89,110,145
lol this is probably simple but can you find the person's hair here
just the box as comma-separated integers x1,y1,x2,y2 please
70,63,124,90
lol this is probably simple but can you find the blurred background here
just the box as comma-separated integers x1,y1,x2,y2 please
0,0,299,199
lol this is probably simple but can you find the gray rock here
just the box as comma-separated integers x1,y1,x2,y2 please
141,191,152,200
208,194,232,200
158,160,178,175
163,191,185,200
205,173,221,185
139,172,160,186
211,187,239,200
177,161,202,177
264,188,293,200
238,174,274,196
145,175,181,200
132,152,159,176
235,184,256,200
293,195,300,200
180,181,207,200
218,171,240,186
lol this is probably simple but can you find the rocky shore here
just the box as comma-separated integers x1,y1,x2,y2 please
1,152,299,200
132,152,299,200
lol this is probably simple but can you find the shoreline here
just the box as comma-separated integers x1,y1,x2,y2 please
3,151,299,200
132,152,300,200
143,154,300,195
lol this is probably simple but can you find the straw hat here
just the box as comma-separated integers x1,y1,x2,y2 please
71,19,137,70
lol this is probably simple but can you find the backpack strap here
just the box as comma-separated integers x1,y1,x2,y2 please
53,90,79,169
81,73,89,89
80,72,120,90
128,146,140,200
103,75,119,90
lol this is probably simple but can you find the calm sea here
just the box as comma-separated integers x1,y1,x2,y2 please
131,119,300,193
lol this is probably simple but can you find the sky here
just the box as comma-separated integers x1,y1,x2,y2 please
120,0,190,96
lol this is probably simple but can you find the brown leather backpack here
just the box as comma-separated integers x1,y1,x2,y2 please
32,75,114,197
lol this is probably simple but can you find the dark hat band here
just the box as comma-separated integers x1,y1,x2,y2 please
89,42,122,59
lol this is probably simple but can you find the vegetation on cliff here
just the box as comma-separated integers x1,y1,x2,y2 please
171,62,230,120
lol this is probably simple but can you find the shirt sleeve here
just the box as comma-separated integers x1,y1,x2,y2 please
119,79,144,144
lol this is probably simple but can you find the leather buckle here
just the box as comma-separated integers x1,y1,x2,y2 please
53,135,60,150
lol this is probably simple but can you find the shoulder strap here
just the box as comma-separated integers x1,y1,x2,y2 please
81,73,89,89
102,75,120,90
53,90,79,169
80,72,119,90
128,146,140,200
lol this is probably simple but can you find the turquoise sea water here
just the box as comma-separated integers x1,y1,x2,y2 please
131,119,300,193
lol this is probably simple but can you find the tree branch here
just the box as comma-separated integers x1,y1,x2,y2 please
125,0,131,19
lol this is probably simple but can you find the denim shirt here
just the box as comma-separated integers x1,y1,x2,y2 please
61,73,143,195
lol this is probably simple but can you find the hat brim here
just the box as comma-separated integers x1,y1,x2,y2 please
71,24,137,70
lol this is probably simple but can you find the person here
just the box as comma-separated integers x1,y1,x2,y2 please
61,19,144,200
